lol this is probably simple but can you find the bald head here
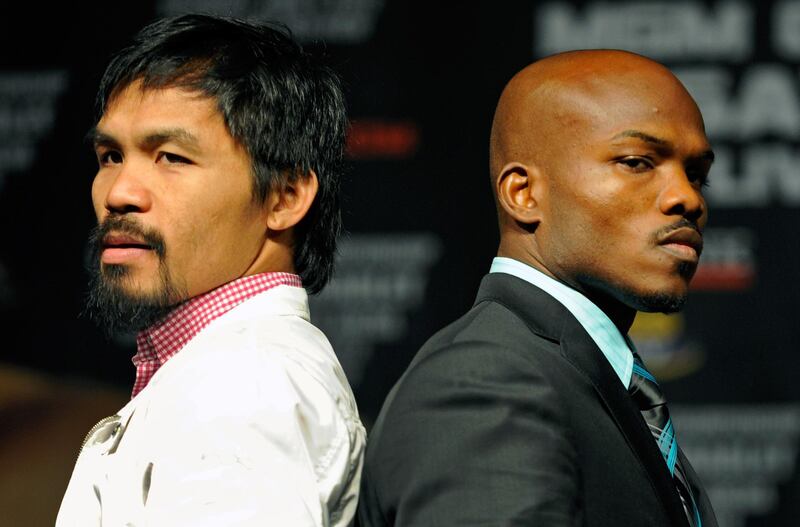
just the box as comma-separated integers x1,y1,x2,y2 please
489,49,713,322
489,50,702,185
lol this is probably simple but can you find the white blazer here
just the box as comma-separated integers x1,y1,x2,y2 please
57,285,366,527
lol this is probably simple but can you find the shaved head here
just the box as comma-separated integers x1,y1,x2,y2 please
490,50,701,188
489,50,712,328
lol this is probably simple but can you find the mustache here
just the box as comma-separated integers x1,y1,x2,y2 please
652,218,702,241
89,215,167,259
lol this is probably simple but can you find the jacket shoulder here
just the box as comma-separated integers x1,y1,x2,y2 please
359,296,582,527
409,292,563,375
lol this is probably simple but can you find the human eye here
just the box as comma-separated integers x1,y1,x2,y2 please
97,149,123,166
687,166,710,188
616,156,654,173
685,159,712,188
157,151,192,165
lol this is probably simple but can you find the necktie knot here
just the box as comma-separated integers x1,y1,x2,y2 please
629,353,668,410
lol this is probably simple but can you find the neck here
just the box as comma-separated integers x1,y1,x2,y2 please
497,237,636,335
245,230,295,276
583,289,637,334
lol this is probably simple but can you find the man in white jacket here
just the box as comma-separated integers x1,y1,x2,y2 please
57,14,365,526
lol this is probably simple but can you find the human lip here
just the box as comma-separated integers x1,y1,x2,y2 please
101,233,154,264
657,227,703,261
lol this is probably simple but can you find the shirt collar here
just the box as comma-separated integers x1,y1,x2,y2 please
490,257,633,388
131,272,302,397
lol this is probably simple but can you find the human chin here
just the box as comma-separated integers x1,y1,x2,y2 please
627,289,688,314
100,261,164,296
587,271,690,315
86,250,186,337
617,274,691,314
617,253,697,313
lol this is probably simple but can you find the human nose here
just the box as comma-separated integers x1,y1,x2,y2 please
95,161,152,215
657,165,706,224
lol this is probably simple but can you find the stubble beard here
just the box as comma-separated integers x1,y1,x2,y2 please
598,220,701,314
580,257,696,316
627,289,688,314
84,216,187,338
628,259,697,314
601,260,695,315
629,220,702,313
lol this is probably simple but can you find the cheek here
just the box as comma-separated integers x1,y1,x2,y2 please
699,197,709,228
206,188,261,236
91,176,108,218
561,179,641,256
178,191,263,258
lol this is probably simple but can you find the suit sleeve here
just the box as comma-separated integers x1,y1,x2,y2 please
360,340,582,527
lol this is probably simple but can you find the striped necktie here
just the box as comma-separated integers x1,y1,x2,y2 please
629,352,702,527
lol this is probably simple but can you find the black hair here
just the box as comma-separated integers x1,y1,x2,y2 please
95,14,345,294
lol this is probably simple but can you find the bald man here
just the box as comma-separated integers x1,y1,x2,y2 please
358,50,717,527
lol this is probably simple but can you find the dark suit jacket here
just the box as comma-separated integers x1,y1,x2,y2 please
358,272,717,526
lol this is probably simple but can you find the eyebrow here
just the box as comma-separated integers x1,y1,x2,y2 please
85,126,202,155
611,129,670,147
140,128,202,154
612,129,715,163
85,127,117,148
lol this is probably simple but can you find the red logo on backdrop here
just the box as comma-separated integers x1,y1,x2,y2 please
691,262,755,291
346,119,420,159
690,228,756,291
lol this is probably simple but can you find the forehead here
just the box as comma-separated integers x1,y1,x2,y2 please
549,72,710,151
97,80,226,139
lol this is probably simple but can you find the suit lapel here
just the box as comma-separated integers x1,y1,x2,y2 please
559,323,689,527
476,273,690,526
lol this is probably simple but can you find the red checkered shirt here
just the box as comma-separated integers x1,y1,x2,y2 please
131,272,303,398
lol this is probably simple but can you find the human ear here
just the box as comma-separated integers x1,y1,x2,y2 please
495,162,543,225
266,170,319,231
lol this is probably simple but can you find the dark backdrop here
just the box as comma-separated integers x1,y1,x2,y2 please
1,2,798,526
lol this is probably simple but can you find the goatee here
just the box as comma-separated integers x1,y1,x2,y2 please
628,290,688,314
84,216,187,338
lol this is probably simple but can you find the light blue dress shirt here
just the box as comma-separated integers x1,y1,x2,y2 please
490,256,634,388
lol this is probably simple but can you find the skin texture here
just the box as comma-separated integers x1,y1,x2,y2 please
490,50,714,333
91,80,318,306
